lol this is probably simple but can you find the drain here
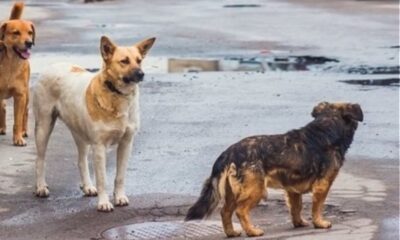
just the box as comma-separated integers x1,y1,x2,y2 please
101,221,236,240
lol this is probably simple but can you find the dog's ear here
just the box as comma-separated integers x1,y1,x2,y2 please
31,24,36,45
100,36,116,63
135,37,156,58
0,23,7,41
342,103,363,122
311,101,329,118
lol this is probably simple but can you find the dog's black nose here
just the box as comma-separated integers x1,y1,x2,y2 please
134,69,144,81
25,41,33,49
122,69,145,84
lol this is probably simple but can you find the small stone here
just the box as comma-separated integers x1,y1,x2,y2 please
340,209,357,214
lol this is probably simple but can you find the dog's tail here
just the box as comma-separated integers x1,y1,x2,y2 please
185,153,234,221
10,2,24,20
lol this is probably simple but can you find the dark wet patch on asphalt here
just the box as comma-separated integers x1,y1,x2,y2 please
347,65,399,75
223,4,262,8
168,55,339,73
340,78,399,86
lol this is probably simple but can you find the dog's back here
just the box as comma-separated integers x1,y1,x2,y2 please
33,63,94,134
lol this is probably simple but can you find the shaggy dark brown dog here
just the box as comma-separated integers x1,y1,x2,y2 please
185,102,363,238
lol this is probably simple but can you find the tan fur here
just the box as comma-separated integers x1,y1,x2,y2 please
70,66,87,73
223,167,266,237
9,2,24,20
220,150,343,236
85,75,137,123
0,2,35,146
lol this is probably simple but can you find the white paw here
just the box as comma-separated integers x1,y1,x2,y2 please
80,184,98,197
114,194,129,207
36,185,49,198
97,201,114,212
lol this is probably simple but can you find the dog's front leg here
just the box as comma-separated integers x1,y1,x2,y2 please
13,93,27,146
93,144,113,212
0,99,6,134
114,131,134,206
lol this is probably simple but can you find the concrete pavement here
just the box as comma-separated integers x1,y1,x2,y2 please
0,0,398,239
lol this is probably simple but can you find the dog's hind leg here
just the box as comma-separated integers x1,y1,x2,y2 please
234,168,265,237
34,108,57,197
114,130,134,207
72,133,97,197
0,99,6,135
22,91,29,137
221,185,241,237
285,191,309,227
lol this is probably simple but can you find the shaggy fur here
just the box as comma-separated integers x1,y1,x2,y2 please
186,102,363,237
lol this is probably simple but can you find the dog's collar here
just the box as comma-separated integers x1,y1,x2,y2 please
104,80,124,96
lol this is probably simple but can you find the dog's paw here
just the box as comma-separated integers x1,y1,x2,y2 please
80,184,98,197
114,195,129,206
35,186,49,198
97,201,114,212
13,136,26,146
293,218,310,228
246,227,264,237
313,219,332,229
23,132,28,138
225,230,241,238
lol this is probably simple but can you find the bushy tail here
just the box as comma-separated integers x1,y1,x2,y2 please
10,2,24,20
185,177,221,221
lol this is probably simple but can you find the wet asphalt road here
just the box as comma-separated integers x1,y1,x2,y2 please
0,0,399,239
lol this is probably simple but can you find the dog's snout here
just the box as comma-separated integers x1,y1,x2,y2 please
25,41,33,49
134,69,144,80
123,69,145,84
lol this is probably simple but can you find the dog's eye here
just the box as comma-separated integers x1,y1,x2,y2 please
12,31,21,36
120,57,130,65
137,58,142,64
28,31,33,35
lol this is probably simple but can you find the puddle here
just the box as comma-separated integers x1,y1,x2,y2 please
340,78,399,86
168,55,338,73
347,65,399,75
31,53,399,89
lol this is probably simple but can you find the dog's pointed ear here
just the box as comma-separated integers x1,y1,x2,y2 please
100,36,116,63
312,102,329,118
135,37,156,58
343,103,363,122
31,24,36,45
0,23,7,41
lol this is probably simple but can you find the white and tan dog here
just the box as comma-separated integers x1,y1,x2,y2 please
33,36,155,212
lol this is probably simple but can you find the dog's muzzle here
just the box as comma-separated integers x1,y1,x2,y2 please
123,69,144,84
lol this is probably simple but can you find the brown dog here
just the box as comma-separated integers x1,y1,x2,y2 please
0,2,35,146
185,102,363,237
